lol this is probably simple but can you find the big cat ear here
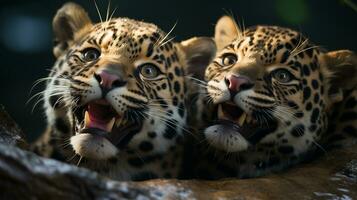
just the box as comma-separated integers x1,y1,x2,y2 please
179,37,216,80
52,2,93,57
323,50,357,104
214,16,241,51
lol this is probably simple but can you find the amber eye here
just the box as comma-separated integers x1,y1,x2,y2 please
139,63,161,79
272,69,293,83
82,48,101,62
221,53,238,66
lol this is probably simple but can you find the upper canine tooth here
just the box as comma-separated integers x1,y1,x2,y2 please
237,112,247,126
84,111,90,126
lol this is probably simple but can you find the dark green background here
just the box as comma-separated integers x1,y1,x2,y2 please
0,0,356,141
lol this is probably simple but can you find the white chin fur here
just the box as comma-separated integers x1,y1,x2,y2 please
204,125,249,152
70,133,118,160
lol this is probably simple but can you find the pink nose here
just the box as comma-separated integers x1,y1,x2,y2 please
94,70,126,90
225,74,253,93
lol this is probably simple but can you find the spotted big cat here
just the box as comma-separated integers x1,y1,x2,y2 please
31,2,216,180
191,16,357,179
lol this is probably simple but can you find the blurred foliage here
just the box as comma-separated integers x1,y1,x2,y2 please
275,0,309,24
341,0,357,12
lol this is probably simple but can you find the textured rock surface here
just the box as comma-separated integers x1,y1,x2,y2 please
0,105,27,148
0,106,356,200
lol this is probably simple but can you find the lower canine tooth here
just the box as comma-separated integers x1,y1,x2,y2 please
237,113,247,126
115,116,126,127
107,117,116,132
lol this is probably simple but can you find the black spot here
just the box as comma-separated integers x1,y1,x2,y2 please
302,65,310,76
306,48,313,58
172,96,178,106
146,43,154,57
168,73,174,80
174,67,181,76
178,102,185,118
55,118,69,133
294,112,304,118
287,101,299,109
310,108,320,123
278,146,294,154
173,81,181,93
139,141,154,152
305,102,312,111
303,87,311,101
314,93,320,103
285,43,293,50
161,83,167,90
276,44,284,51
280,51,290,63
291,124,305,137
310,61,318,71
148,131,157,138
311,79,319,89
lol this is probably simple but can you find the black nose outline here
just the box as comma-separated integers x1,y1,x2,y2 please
224,76,254,100
94,73,127,97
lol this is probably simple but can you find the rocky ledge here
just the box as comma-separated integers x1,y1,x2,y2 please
0,105,356,200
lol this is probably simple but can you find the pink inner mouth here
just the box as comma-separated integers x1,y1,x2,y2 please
75,99,143,149
85,100,119,132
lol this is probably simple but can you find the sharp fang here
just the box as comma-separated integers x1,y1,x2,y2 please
84,111,90,126
107,117,116,132
238,112,247,126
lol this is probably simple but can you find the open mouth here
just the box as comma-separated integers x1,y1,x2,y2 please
83,100,119,134
71,99,141,159
214,102,277,145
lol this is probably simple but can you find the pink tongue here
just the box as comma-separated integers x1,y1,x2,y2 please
87,103,115,131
